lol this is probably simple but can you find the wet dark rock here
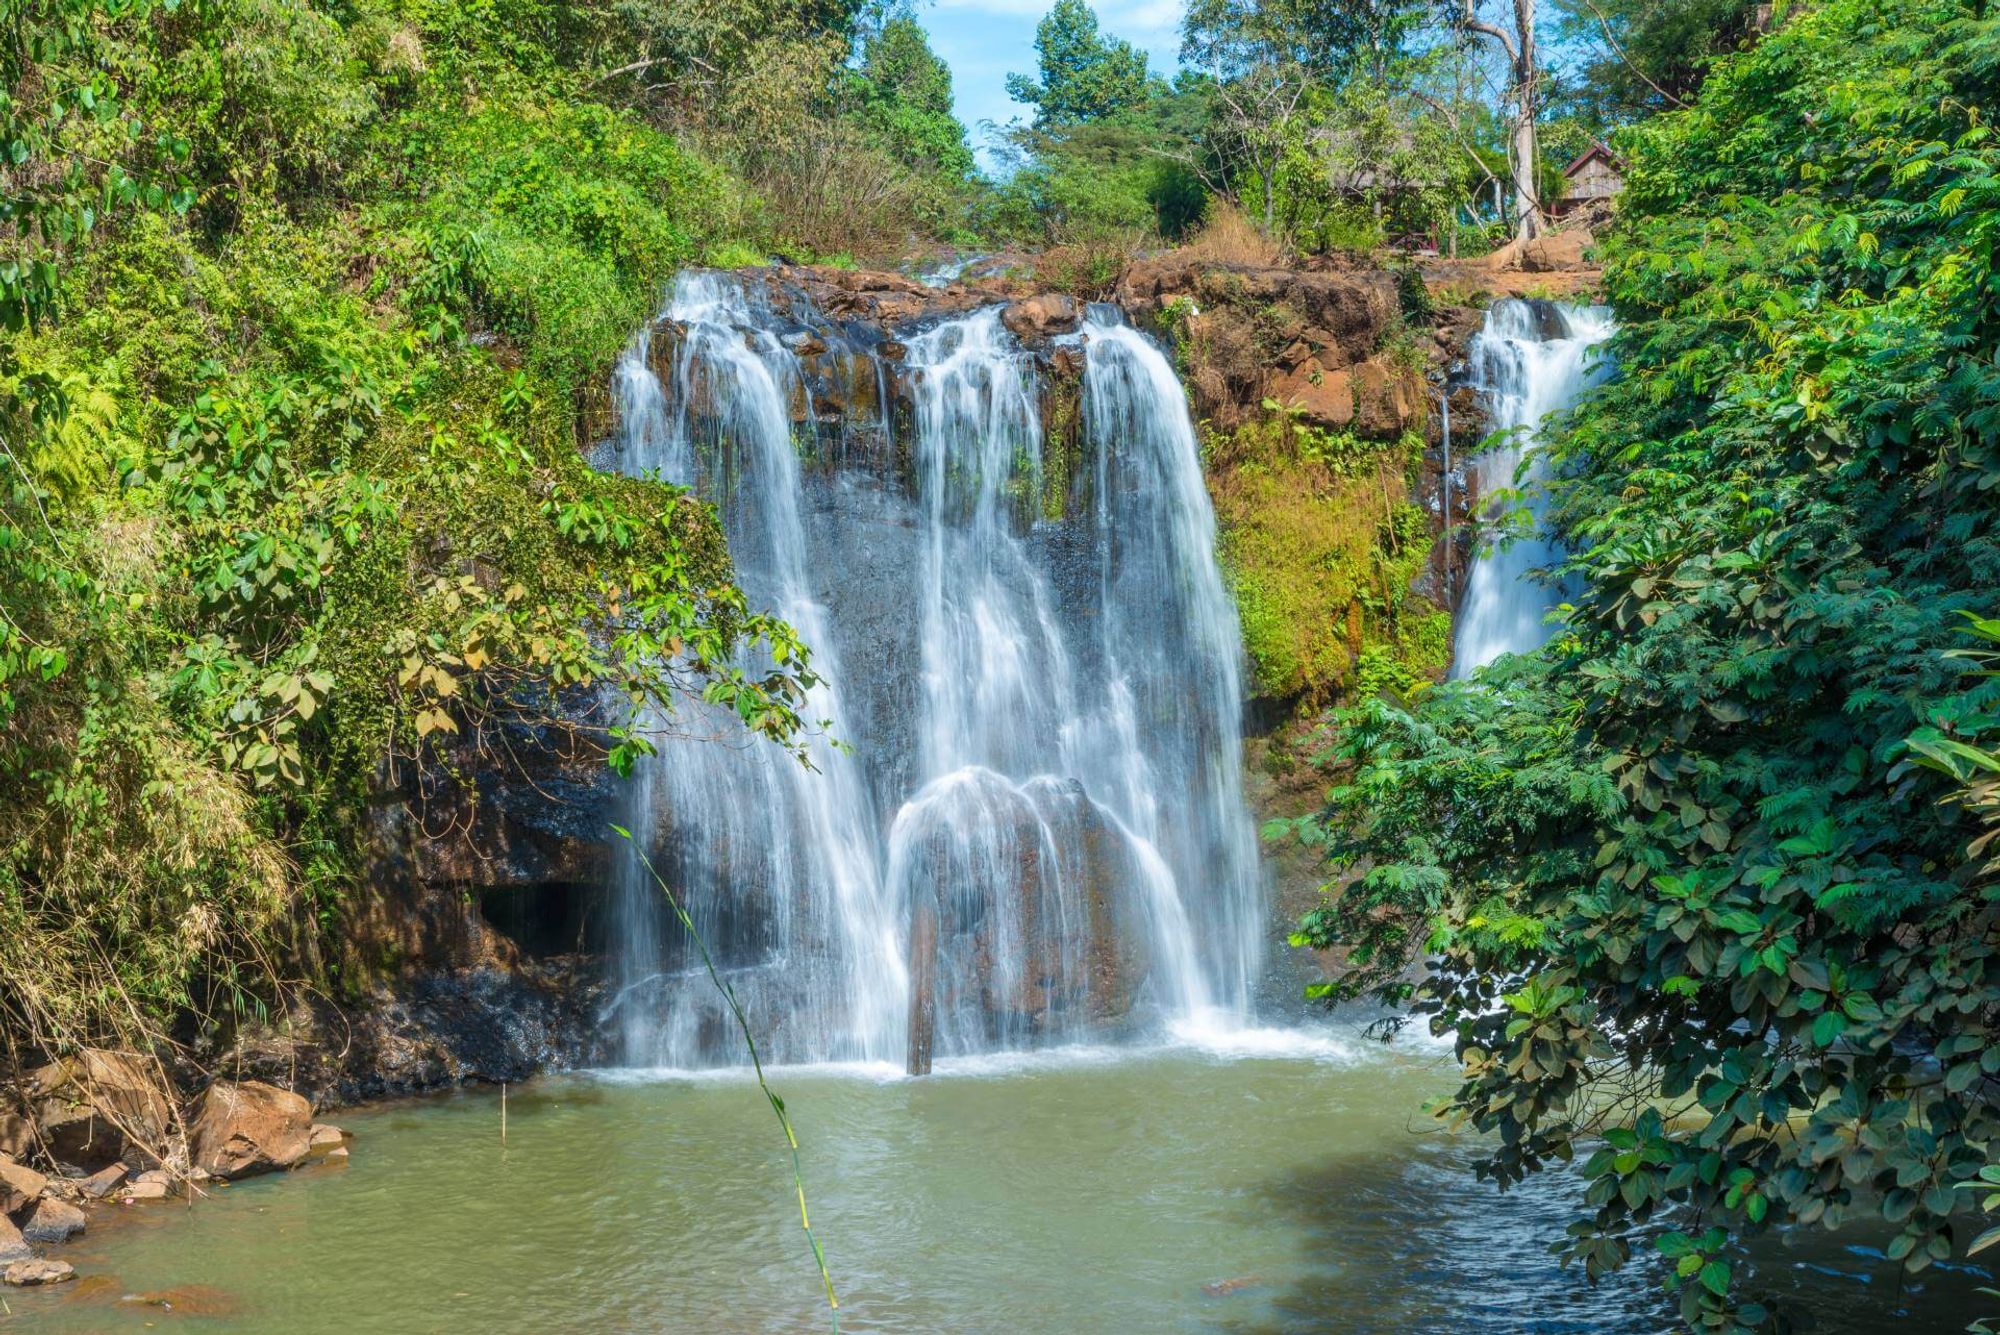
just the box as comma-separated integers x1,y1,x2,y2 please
907,901,939,1077
20,1197,85,1244
899,773,1150,1069
188,1082,312,1181
225,965,609,1108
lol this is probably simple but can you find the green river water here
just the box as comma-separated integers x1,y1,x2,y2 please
1,1027,1988,1333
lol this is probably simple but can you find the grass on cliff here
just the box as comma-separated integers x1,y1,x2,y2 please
1206,411,1449,705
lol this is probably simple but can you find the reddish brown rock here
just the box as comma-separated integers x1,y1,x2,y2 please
188,1082,312,1181
1000,292,1079,342
2,1258,74,1286
1115,257,1398,366
0,1214,28,1264
117,1176,170,1202
77,1164,126,1200
1353,359,1424,436
1521,229,1593,272
0,1050,172,1170
0,1154,48,1216
1488,228,1594,273
1267,361,1355,428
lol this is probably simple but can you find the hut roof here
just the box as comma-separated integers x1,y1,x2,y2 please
1562,141,1625,178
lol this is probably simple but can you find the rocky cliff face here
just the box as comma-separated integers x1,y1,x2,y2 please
230,253,1506,1098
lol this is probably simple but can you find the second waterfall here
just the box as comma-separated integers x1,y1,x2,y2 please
601,273,1264,1072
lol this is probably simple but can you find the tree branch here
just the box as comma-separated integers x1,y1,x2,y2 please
1578,0,1688,109
591,53,720,87
1458,2,1519,62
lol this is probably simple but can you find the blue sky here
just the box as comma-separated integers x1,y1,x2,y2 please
920,0,1186,169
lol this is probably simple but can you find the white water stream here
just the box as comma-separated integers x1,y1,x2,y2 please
1451,300,1615,674
601,274,1264,1071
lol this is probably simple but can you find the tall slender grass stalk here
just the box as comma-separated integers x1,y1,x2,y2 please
611,825,839,1331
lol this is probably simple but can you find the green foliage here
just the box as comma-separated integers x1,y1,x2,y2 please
1006,0,1153,127
988,75,1212,246
1289,1,2000,1324
850,16,974,181
380,94,750,400
1551,0,1762,125
0,0,815,1059
1208,412,1438,702
0,0,194,334
1181,0,1426,85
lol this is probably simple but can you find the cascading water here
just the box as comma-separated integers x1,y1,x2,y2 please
1451,300,1615,675
602,273,1264,1071
606,274,901,1067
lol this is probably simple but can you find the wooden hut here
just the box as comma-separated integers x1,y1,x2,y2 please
1553,142,1624,219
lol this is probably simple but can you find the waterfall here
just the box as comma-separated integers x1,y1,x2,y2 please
601,273,1263,1070
606,273,901,1067
1450,300,1615,675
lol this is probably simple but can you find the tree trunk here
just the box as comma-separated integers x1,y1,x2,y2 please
1510,0,1543,239
1461,1,1545,240
1512,109,1541,239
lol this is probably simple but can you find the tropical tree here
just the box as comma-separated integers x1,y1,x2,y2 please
1005,0,1154,126
1178,0,1426,229
1454,0,1545,236
850,15,976,179
1550,0,1761,124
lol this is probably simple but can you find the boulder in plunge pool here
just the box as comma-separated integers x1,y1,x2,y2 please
891,768,1152,1071
0,1214,29,1264
0,1153,49,1216
189,1082,312,1180
19,1198,84,1244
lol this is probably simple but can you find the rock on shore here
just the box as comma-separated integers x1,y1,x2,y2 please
189,1082,314,1180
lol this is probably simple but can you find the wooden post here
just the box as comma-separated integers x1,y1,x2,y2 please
907,900,938,1077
